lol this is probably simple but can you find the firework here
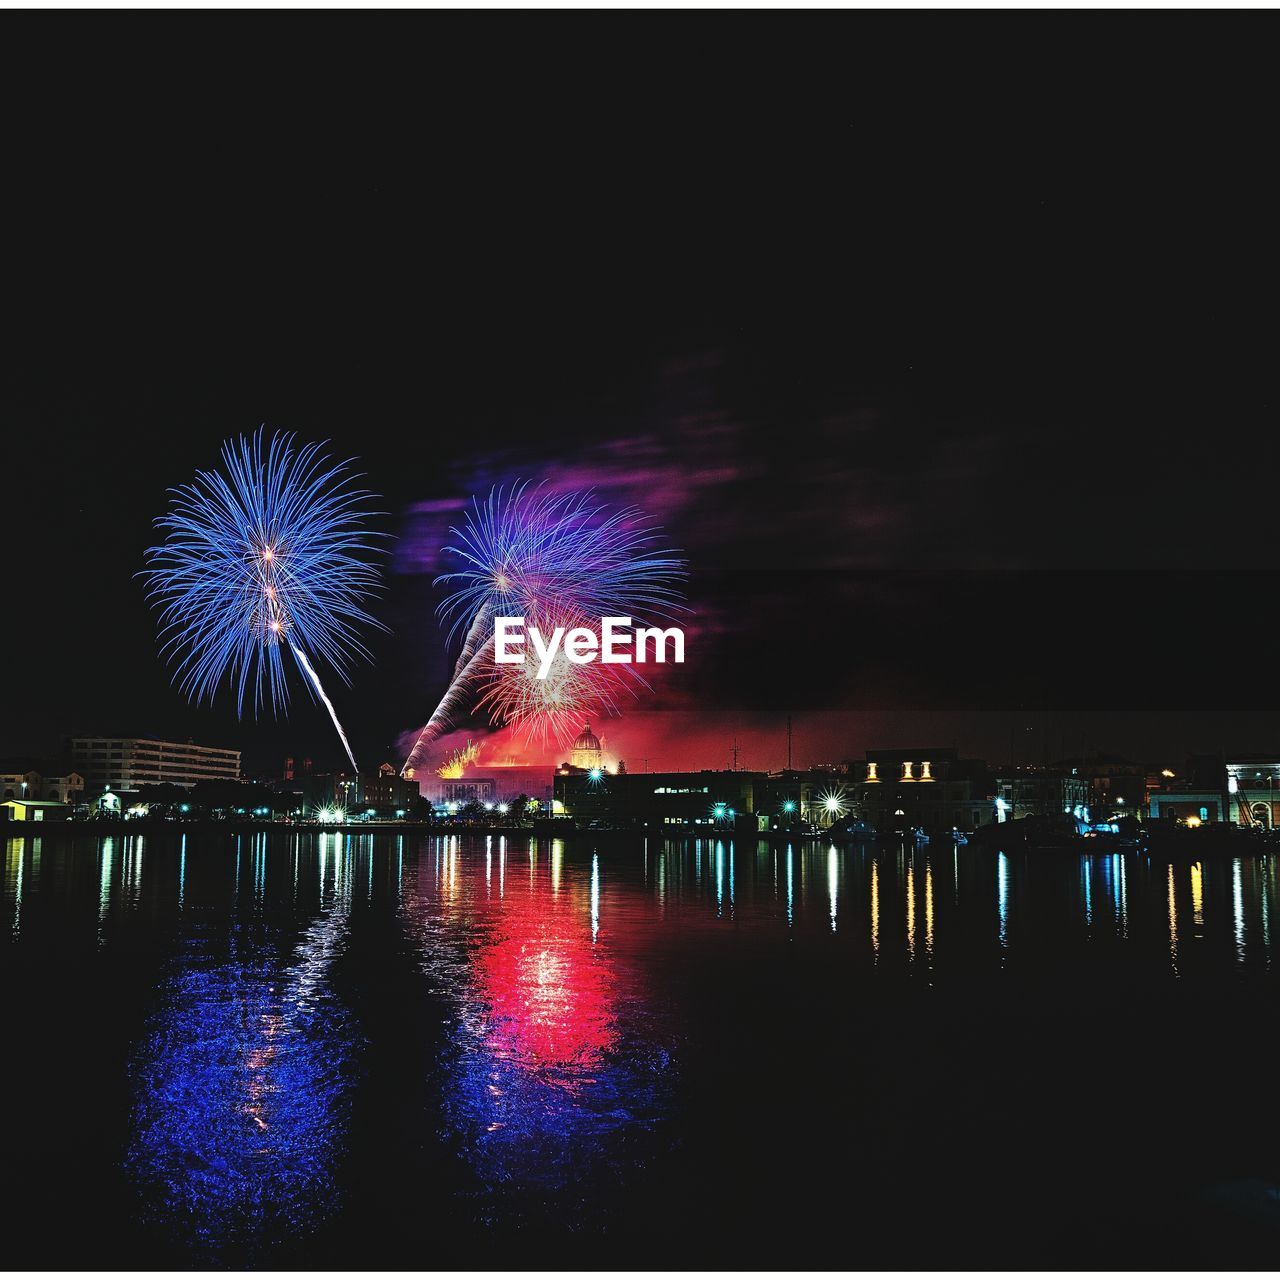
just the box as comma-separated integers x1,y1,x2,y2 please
402,482,684,775
437,738,481,779
142,430,384,773
472,613,645,746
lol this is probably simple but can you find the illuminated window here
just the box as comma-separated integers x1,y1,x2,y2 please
901,761,914,781
920,760,933,780
866,762,879,782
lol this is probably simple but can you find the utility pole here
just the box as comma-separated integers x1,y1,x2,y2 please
731,736,739,772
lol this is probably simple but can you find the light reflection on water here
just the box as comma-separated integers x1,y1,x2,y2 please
122,833,359,1260
399,836,672,1200
3,830,1280,1262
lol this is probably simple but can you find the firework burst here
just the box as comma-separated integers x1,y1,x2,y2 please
142,430,385,772
436,739,482,779
402,482,685,775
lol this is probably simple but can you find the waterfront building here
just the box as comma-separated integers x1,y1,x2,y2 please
302,764,421,818
0,798,70,822
858,748,994,833
1143,754,1280,828
1225,756,1280,828
0,768,84,803
426,777,498,808
755,768,852,829
567,724,604,772
1050,752,1146,814
1146,790,1225,824
994,767,1090,821
69,736,240,792
555,767,766,828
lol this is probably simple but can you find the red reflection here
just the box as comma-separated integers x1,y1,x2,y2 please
472,858,615,1071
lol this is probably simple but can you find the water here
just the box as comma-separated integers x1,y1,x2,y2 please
4,831,1280,1267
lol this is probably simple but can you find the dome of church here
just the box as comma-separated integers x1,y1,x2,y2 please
569,723,604,771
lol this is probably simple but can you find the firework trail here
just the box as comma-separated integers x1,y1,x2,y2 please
142,430,385,773
402,482,685,776
290,642,360,774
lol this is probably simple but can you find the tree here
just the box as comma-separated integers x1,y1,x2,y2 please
135,782,186,812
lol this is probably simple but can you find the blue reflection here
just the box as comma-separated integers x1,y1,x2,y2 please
125,860,356,1257
997,852,1009,949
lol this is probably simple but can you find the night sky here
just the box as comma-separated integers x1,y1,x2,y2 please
3,47,1275,776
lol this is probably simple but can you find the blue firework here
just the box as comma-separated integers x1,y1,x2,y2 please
402,481,686,773
435,481,686,648
142,431,385,730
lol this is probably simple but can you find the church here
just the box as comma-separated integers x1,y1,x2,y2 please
567,724,603,772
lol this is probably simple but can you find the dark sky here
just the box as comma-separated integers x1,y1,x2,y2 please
2,36,1275,774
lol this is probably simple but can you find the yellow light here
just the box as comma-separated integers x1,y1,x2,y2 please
1185,815,1201,828
263,547,273,561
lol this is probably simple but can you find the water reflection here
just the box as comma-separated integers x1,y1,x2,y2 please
4,830,1280,1266
1233,858,1246,963
399,836,670,1199
6,837,25,938
98,836,115,940
124,836,358,1259
997,851,1009,950
828,845,838,932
